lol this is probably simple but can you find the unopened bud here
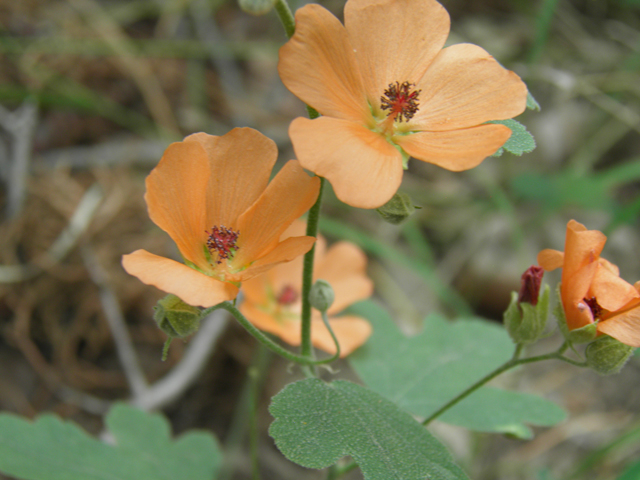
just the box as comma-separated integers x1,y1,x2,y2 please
518,265,544,305
504,284,549,344
239,0,276,15
586,335,634,375
309,279,334,312
376,192,419,225
153,294,202,339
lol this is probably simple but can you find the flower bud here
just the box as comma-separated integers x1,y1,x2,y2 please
238,0,276,15
503,284,549,344
375,192,419,225
518,265,544,306
153,294,203,339
309,279,334,312
585,335,634,375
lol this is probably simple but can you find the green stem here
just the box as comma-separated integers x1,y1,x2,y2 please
300,178,325,361
273,0,295,39
422,341,581,426
203,301,329,366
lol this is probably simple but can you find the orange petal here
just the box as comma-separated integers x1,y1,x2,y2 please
410,44,527,131
232,160,320,268
310,315,372,357
231,236,316,282
122,250,238,308
290,117,403,209
344,0,450,113
598,305,640,348
278,4,368,122
590,264,639,312
563,220,606,285
185,128,278,229
394,124,511,171
537,249,564,271
145,141,210,268
240,303,302,346
562,262,599,331
315,242,373,313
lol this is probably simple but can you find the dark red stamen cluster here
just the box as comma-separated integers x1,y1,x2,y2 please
380,81,421,122
277,285,298,305
206,225,239,264
583,296,604,320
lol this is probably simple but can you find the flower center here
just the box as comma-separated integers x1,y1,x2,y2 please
582,296,604,320
206,225,239,264
380,81,421,123
277,285,298,306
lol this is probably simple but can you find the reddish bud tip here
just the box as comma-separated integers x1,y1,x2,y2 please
518,265,544,305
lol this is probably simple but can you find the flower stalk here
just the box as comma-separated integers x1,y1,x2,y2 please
421,341,586,426
300,178,325,360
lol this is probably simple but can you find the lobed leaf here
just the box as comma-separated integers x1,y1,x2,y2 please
0,403,221,480
269,378,469,480
349,301,566,439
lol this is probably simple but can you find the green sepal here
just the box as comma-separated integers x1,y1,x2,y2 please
153,294,203,339
503,284,549,344
309,279,335,313
585,335,634,375
567,322,599,344
375,192,419,225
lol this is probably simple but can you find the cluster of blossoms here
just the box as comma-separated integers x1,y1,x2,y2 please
122,0,640,356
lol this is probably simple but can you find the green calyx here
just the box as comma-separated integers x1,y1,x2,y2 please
503,284,549,344
154,294,203,339
376,192,420,225
585,335,634,375
309,279,335,313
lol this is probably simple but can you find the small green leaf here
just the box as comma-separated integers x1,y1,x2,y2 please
0,403,222,480
349,301,566,439
269,378,469,480
526,91,541,111
490,119,536,156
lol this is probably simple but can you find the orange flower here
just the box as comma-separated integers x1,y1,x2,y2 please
122,128,321,308
240,221,373,357
537,220,640,347
278,0,528,209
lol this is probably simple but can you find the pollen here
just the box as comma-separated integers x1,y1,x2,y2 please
206,225,239,264
277,285,298,305
380,81,421,122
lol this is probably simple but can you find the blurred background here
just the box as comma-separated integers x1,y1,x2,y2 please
1,0,640,478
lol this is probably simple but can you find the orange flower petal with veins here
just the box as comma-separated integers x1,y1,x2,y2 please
239,221,373,357
279,0,527,208
123,128,320,308
537,220,640,347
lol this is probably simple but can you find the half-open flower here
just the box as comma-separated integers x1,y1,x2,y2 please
278,0,528,209
537,220,640,347
122,128,321,308
239,222,373,357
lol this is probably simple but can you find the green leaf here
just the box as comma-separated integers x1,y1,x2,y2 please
0,403,222,480
490,119,536,156
349,301,566,439
617,459,640,480
526,91,541,111
269,378,469,480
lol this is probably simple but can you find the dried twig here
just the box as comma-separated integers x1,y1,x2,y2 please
0,183,104,283
0,102,38,218
82,246,149,399
132,309,229,410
